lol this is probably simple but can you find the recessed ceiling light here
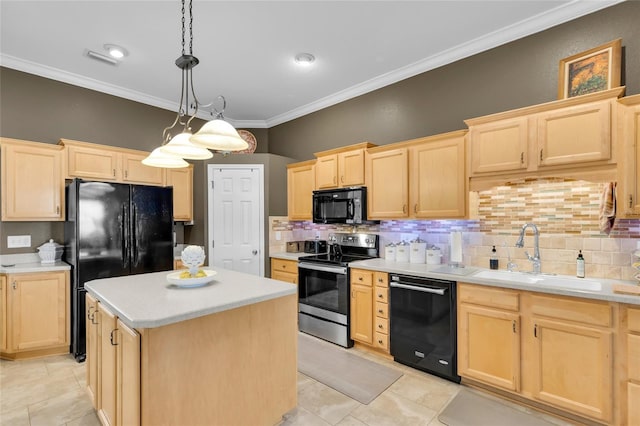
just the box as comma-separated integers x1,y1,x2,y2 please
104,44,128,59
294,52,315,66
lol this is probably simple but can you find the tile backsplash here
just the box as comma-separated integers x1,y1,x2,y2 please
270,178,640,282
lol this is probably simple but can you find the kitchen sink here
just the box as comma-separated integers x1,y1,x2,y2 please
473,270,602,291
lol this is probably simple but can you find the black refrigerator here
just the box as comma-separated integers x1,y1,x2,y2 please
64,179,174,361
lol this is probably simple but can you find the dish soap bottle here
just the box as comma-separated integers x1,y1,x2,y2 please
576,250,585,278
490,245,499,270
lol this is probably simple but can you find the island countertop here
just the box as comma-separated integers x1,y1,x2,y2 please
85,268,297,329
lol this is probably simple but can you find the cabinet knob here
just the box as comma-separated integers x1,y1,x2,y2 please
378,309,383,314
378,324,383,329
358,277,363,281
56,206,60,215
378,294,383,298
113,169,116,177
12,281,17,290
110,329,119,346
414,204,417,214
539,149,543,162
378,340,383,344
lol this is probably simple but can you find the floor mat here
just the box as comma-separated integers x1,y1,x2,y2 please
297,332,403,405
439,388,555,426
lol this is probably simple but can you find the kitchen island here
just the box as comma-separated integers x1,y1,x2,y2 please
85,268,298,426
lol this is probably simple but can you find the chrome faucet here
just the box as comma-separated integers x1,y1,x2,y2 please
515,223,541,274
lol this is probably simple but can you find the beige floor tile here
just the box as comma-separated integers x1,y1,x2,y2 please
1,369,81,414
0,406,30,426
334,415,367,426
280,406,332,426
297,381,361,425
428,416,448,426
350,391,437,426
297,372,315,390
28,387,94,426
65,410,101,426
388,374,460,412
1,359,49,388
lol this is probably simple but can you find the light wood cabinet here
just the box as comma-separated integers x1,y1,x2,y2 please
120,152,164,186
625,307,640,426
0,276,6,352
314,142,375,189
617,95,640,217
372,271,389,353
287,160,315,221
350,268,373,345
465,87,623,181
458,284,521,392
63,139,120,181
96,302,140,426
165,165,194,221
366,131,467,219
270,258,298,284
1,138,65,221
1,271,69,360
86,293,99,408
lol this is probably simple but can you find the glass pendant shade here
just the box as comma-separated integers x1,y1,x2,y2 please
142,147,190,168
160,132,213,159
190,119,249,151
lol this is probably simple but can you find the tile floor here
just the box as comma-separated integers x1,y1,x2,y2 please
0,340,573,426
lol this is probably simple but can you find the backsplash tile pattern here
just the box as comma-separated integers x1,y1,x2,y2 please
270,179,640,282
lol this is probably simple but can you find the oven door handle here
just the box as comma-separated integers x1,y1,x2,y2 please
298,262,347,275
390,282,446,295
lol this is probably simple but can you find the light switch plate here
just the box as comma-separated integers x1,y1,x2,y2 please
7,235,31,248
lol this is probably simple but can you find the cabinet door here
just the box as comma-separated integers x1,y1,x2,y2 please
9,272,68,351
66,143,120,181
271,270,298,285
629,383,640,426
350,284,373,345
1,140,64,221
531,318,612,422
458,304,520,391
537,100,611,167
98,303,118,426
0,276,6,352
618,98,640,216
122,152,164,186
166,166,193,221
338,149,366,187
315,154,338,189
86,293,99,408
117,319,140,426
365,148,409,218
468,117,528,175
287,163,315,220
410,135,466,218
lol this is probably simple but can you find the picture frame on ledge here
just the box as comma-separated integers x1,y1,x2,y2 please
558,38,622,99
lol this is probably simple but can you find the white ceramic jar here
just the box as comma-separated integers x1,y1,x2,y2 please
384,243,396,261
396,241,410,262
426,245,443,265
410,238,426,263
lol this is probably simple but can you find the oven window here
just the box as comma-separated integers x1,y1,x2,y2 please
298,268,348,316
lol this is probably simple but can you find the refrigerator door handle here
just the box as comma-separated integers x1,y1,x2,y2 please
122,204,128,269
132,204,138,266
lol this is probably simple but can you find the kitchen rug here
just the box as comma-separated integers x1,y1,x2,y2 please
297,332,403,405
439,388,555,426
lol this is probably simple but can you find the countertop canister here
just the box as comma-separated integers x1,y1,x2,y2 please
426,245,443,265
410,238,427,263
384,243,396,261
396,241,410,262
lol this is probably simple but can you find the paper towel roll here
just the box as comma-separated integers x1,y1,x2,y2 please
450,232,463,263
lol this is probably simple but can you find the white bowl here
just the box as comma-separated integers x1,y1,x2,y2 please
166,269,217,288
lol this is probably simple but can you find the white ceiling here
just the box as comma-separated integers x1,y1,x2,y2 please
0,1,624,128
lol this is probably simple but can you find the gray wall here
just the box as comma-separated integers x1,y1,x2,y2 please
1,1,639,253
269,1,640,161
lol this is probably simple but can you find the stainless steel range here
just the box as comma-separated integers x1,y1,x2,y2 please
298,233,379,347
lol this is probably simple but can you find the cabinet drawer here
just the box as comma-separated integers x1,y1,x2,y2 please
629,308,640,333
375,302,388,319
459,283,519,311
374,317,389,334
374,286,388,303
629,334,640,381
271,258,298,274
351,269,373,287
374,332,389,351
271,270,298,285
530,294,612,327
374,272,388,287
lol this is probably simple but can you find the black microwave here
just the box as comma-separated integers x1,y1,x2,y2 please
312,187,373,224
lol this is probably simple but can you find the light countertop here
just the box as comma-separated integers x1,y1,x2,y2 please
0,253,70,274
270,251,311,261
85,267,297,329
350,258,640,306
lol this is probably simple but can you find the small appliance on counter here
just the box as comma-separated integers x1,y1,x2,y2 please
286,241,304,253
304,239,327,254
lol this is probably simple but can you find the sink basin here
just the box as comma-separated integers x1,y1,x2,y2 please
473,270,543,284
473,270,602,291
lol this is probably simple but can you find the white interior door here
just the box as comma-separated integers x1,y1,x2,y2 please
207,165,264,276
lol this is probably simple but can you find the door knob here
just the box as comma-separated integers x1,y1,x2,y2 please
252,250,258,255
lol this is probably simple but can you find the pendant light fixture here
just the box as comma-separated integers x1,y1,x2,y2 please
144,0,246,168
190,95,249,152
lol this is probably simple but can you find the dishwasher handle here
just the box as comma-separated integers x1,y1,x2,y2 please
390,282,447,295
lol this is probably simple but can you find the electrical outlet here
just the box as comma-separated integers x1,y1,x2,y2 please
7,235,31,248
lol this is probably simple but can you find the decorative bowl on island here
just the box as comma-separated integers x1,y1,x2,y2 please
166,269,217,288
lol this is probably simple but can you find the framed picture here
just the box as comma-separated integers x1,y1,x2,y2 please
558,38,621,99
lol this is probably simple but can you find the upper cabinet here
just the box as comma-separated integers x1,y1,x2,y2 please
314,142,376,189
287,160,315,221
165,165,194,222
1,138,65,221
366,131,467,219
617,94,640,217
60,139,163,186
466,87,624,182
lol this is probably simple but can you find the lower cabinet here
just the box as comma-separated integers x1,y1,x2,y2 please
457,282,616,424
90,299,140,426
270,258,298,284
627,307,640,425
0,271,70,359
350,268,389,353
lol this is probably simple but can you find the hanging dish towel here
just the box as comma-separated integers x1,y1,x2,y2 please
599,182,616,235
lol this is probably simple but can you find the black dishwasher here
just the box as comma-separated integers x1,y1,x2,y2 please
389,274,460,383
